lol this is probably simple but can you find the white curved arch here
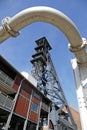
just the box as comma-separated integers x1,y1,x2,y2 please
0,6,87,63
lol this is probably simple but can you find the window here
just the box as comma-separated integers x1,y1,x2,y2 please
33,91,41,100
21,84,32,94
31,102,39,113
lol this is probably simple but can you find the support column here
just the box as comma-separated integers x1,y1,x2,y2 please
36,97,42,130
47,105,50,130
71,58,87,130
23,90,33,130
4,78,25,130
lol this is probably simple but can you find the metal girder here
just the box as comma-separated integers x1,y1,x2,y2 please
31,37,77,130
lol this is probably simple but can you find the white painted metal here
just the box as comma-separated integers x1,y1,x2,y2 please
0,6,87,64
71,59,87,130
0,6,87,129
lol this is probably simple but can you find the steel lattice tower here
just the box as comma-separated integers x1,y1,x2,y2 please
31,37,77,130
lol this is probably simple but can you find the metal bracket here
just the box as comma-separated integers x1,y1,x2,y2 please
68,38,87,52
2,17,20,37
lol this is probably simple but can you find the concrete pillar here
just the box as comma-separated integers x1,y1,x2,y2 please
23,90,33,130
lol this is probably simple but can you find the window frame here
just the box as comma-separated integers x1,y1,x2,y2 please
31,101,39,113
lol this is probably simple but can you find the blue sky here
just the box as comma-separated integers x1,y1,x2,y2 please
0,0,87,110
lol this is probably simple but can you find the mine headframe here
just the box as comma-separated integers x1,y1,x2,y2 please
30,37,77,130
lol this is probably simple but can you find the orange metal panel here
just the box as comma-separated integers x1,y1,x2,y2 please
13,82,18,91
21,82,32,93
32,96,40,105
29,111,38,123
20,82,32,98
20,89,31,99
13,75,21,91
14,95,29,117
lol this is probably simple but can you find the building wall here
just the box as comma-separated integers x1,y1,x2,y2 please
13,75,22,91
1,56,82,130
70,106,82,130
14,95,29,117
13,75,41,123
29,92,41,123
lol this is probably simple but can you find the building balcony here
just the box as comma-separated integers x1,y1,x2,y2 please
0,70,15,94
0,91,13,111
41,102,49,112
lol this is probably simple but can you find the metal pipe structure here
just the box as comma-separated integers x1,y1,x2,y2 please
0,6,87,130
0,6,87,64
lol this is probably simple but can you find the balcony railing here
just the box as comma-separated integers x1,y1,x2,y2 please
0,91,14,111
41,102,49,112
0,70,14,88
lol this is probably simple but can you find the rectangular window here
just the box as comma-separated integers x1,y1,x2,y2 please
33,91,41,100
21,84,32,94
31,102,39,113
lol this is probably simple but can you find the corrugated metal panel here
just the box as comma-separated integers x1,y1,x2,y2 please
0,70,14,88
0,81,15,94
14,95,29,117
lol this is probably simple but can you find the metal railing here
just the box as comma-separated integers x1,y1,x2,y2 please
0,91,13,111
0,70,14,88
41,102,49,112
